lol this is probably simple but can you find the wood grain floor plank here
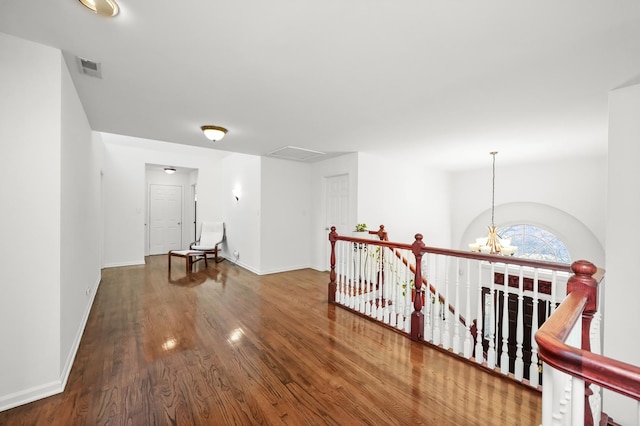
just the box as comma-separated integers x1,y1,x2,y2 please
0,256,541,425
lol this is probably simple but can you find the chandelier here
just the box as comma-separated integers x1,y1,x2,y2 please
469,152,517,256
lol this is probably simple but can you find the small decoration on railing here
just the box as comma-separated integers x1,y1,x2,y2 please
354,223,367,232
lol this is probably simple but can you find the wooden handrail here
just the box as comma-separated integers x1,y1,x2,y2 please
420,245,573,273
536,291,640,400
536,290,640,404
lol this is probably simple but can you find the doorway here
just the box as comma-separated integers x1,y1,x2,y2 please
324,173,350,271
148,184,183,255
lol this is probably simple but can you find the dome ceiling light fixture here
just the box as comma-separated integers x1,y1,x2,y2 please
164,167,176,174
201,125,228,142
78,0,120,17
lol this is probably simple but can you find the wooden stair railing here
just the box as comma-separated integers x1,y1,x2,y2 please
366,225,471,328
535,261,640,426
328,226,583,390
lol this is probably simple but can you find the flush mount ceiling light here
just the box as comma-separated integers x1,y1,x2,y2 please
78,0,120,17
164,167,176,174
201,125,228,142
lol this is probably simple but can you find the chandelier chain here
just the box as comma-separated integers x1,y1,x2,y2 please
490,151,497,227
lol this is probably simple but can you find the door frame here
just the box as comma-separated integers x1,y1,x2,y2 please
322,173,351,271
148,183,184,255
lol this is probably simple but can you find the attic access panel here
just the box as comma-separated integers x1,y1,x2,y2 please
267,146,325,162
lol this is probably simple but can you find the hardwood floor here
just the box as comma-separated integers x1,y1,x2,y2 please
0,255,541,425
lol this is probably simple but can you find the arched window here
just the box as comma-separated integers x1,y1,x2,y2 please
499,224,571,264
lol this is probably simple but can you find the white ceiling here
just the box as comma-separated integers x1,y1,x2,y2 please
1,1,639,170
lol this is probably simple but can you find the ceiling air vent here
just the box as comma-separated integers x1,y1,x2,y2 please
76,56,102,78
267,146,325,162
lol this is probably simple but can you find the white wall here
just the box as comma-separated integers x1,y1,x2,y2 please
310,153,359,271
260,157,311,274
357,152,452,247
0,32,101,411
0,32,62,409
604,83,640,424
219,153,262,273
451,156,606,266
60,55,103,380
101,134,228,267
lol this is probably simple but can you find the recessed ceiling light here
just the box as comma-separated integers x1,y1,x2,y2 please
201,125,228,142
78,0,120,17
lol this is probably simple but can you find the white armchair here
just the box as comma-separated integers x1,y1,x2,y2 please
190,221,225,264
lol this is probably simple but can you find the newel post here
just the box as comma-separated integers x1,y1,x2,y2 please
374,224,388,241
410,234,426,341
567,260,599,426
328,226,338,303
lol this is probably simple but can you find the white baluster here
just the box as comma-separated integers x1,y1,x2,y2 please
370,246,378,319
364,244,372,316
463,258,473,359
376,248,384,321
475,261,484,364
486,263,496,369
433,254,442,346
453,258,461,355
556,378,572,425
442,256,451,350
514,266,524,380
405,250,413,332
348,243,355,308
359,243,365,310
360,244,370,311
371,245,379,314
571,376,585,426
551,270,557,315
381,249,390,325
387,249,396,326
500,264,510,375
542,361,554,426
339,241,346,303
340,241,346,305
361,244,368,311
335,241,342,304
395,250,402,328
530,269,540,388
397,250,404,327
404,250,416,333
423,253,432,341
589,280,604,423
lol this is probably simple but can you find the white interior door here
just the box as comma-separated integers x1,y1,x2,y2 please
324,174,350,270
149,184,183,255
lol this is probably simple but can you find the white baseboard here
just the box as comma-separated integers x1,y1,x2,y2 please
232,260,260,275
258,264,312,275
60,274,101,389
102,259,145,268
310,265,329,272
0,380,63,412
0,274,102,413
